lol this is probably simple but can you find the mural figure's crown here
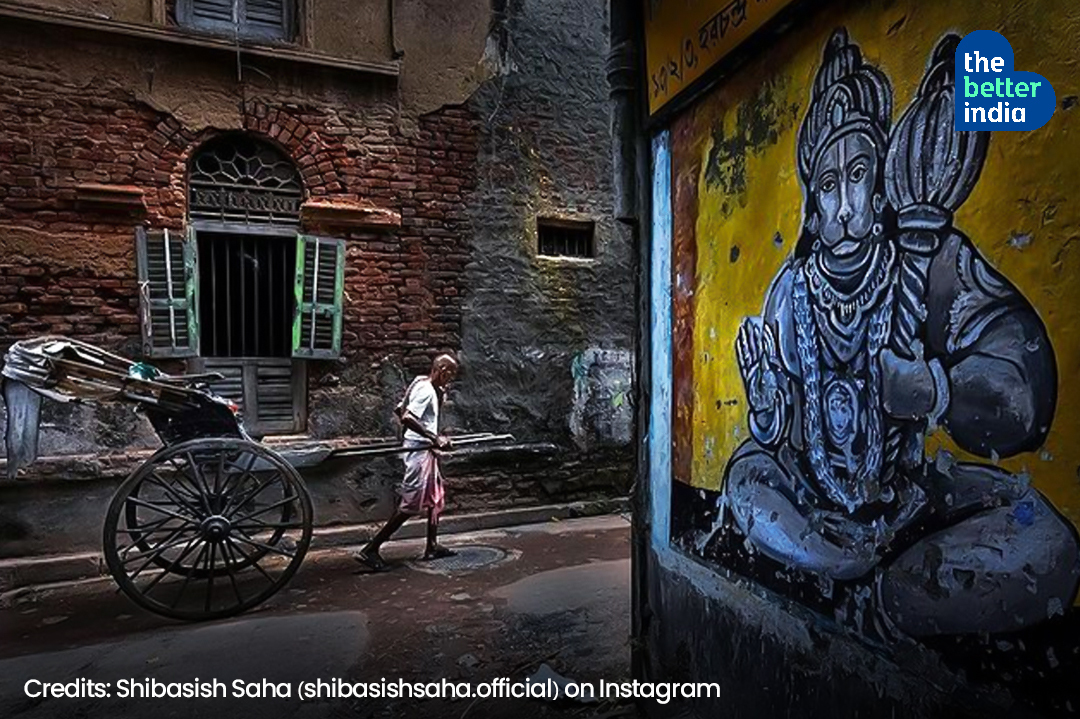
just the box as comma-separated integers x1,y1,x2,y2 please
797,28,892,185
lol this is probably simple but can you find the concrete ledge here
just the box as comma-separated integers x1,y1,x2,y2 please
300,200,402,232
73,183,146,213
0,498,628,596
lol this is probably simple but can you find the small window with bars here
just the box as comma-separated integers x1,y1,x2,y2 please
537,219,595,259
177,0,294,42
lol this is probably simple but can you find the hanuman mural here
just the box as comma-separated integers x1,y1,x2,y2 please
723,29,1080,637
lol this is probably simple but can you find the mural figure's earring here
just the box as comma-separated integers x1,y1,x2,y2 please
812,239,822,252
872,193,884,236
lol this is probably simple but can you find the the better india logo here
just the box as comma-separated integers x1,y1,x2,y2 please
955,30,1056,130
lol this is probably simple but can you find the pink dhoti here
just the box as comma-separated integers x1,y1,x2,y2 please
397,446,445,518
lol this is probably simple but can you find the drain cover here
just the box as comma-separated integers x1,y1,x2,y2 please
409,545,507,574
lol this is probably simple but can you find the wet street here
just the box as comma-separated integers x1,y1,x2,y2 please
0,515,633,719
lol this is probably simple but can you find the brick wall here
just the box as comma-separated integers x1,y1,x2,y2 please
0,265,141,343
0,47,478,373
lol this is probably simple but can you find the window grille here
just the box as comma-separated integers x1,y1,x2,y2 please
538,219,595,258
189,134,303,227
197,231,295,358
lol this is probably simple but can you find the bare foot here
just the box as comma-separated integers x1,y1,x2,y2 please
422,544,457,560
354,546,388,571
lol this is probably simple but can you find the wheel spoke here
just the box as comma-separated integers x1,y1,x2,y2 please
167,456,212,513
231,531,296,559
226,536,277,585
214,452,226,497
205,541,217,612
223,473,280,518
186,451,217,503
143,475,205,518
220,539,247,606
114,514,178,537
125,496,198,524
170,542,208,610
149,469,203,503
139,534,202,597
219,452,258,500
230,495,301,525
126,525,197,581
117,526,199,559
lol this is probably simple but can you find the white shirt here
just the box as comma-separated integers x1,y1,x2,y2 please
403,377,440,444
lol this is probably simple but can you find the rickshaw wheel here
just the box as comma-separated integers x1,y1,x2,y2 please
103,437,313,621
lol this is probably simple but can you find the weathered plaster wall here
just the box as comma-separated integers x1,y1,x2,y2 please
394,0,496,122
456,0,635,451
5,0,495,123
310,0,391,62
13,0,151,24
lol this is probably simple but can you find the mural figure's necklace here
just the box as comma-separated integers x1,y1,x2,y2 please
807,240,896,328
793,245,896,513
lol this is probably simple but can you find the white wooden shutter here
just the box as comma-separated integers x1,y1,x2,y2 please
136,227,200,358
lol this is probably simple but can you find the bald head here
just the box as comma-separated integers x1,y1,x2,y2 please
430,354,459,389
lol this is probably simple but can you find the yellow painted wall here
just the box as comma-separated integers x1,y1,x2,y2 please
677,0,1080,531
643,0,798,115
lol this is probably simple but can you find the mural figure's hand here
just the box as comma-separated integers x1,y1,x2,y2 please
737,318,781,415
879,342,937,420
816,509,882,556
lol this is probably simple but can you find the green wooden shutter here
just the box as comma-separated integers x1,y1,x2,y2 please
136,227,200,358
292,234,344,359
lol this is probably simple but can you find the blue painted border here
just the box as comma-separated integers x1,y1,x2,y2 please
649,130,673,552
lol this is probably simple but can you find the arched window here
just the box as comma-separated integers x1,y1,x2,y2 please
189,134,303,227
135,133,344,437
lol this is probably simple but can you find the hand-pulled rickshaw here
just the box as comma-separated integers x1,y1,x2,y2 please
2,337,509,621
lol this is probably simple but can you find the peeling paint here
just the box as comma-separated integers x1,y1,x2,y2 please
702,74,800,218
1008,232,1034,250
